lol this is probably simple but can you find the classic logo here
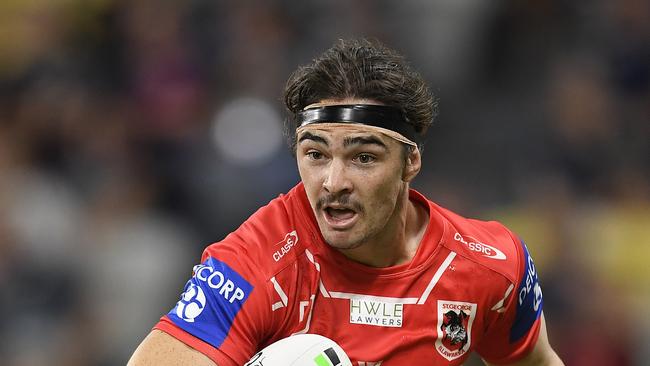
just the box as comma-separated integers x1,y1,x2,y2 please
349,299,403,328
453,233,506,260
273,230,299,262
435,300,477,361
175,282,206,322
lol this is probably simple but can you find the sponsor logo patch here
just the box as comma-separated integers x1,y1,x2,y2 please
454,233,506,260
510,241,543,342
273,230,299,262
175,282,206,322
435,300,477,361
349,299,404,328
167,257,253,348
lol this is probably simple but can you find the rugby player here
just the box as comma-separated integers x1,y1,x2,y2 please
129,38,563,365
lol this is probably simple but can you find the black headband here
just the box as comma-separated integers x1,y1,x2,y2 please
297,104,421,144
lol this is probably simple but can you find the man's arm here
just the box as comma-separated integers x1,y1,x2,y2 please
484,313,563,366
127,330,217,366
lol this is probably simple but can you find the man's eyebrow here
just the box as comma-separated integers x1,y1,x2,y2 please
343,135,388,149
298,131,328,145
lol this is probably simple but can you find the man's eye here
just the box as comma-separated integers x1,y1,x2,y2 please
356,154,375,164
307,151,323,160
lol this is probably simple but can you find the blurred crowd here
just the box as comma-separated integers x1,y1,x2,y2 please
0,0,648,365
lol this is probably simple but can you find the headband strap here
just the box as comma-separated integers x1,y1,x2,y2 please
297,105,421,145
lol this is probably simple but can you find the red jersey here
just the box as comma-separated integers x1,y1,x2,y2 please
155,183,543,365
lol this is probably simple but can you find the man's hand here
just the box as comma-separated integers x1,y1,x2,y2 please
127,330,217,366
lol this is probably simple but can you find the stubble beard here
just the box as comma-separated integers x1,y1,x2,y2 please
315,193,369,249
322,226,372,250
319,206,392,252
324,184,406,252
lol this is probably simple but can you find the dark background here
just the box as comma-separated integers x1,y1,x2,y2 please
0,0,648,365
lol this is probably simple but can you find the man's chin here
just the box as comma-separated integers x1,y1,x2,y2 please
322,232,364,250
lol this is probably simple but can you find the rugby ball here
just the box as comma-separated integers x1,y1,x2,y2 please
244,334,352,366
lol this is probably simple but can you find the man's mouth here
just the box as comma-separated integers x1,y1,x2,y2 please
322,205,358,229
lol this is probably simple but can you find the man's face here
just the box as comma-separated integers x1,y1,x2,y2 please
296,123,411,250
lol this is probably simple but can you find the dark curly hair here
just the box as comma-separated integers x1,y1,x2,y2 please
283,38,438,151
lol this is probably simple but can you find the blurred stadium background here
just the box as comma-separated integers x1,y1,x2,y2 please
0,0,648,365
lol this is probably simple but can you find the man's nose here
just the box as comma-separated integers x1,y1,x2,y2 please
322,159,352,194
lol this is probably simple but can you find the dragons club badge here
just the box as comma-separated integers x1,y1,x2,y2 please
435,300,477,361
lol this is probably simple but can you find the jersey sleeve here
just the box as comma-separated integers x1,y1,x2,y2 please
475,235,544,364
154,242,274,366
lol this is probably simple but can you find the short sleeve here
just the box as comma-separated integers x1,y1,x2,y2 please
154,244,273,366
476,237,544,364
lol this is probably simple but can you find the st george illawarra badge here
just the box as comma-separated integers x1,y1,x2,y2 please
435,300,477,361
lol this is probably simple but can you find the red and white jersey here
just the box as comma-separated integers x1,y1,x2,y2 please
155,183,544,365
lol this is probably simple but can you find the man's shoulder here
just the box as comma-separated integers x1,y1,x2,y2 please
431,203,522,284
203,183,313,281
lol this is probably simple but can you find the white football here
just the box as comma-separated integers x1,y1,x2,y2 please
244,334,352,366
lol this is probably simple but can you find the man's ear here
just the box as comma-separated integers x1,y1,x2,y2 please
402,147,421,182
